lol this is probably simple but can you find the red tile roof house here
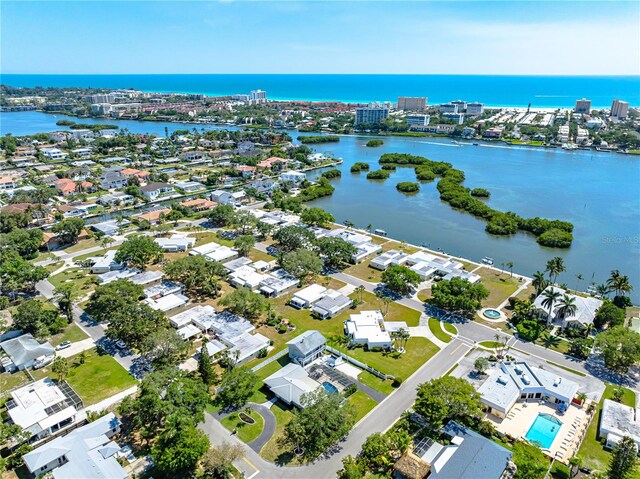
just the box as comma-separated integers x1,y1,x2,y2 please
234,165,257,178
180,198,217,212
52,178,95,196
120,168,151,181
257,157,289,171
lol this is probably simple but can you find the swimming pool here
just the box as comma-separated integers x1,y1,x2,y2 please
525,413,562,449
322,381,339,395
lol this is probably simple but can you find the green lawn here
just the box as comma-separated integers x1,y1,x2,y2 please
578,384,639,477
0,370,31,394
344,259,383,283
49,267,97,298
49,323,89,346
60,237,101,254
428,317,452,343
535,332,571,354
357,370,395,395
347,337,438,379
259,401,297,464
221,409,265,444
443,322,457,335
476,268,520,308
32,348,137,405
347,391,378,423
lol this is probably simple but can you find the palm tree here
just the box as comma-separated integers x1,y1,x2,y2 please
532,271,548,295
541,288,562,325
506,261,514,278
557,294,578,323
354,285,365,305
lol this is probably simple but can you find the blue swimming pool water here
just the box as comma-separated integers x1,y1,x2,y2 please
322,381,339,395
525,413,562,449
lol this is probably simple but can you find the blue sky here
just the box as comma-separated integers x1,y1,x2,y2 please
2,1,639,75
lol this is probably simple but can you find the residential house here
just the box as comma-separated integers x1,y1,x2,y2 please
279,170,306,184
287,330,326,366
5,378,84,442
140,182,174,200
477,361,579,418
22,413,126,479
532,287,602,328
0,334,55,372
180,198,216,212
264,363,322,408
311,291,353,319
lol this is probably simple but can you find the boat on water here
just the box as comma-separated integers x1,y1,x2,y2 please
481,256,494,266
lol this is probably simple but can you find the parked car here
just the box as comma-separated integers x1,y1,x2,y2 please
55,341,72,351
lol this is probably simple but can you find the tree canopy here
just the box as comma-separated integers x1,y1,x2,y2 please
414,376,481,429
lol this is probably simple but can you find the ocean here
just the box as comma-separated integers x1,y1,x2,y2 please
2,74,639,108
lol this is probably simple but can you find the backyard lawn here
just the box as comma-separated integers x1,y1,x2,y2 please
347,337,438,379
578,384,639,477
476,267,520,308
49,267,96,298
428,317,452,343
221,409,265,444
347,391,378,423
32,348,137,406
49,323,89,346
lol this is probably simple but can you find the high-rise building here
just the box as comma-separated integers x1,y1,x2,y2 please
250,89,267,103
466,102,484,116
405,114,430,126
397,96,427,111
355,103,390,125
610,99,629,120
574,98,592,114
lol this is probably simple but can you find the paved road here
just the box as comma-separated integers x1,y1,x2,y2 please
200,339,471,479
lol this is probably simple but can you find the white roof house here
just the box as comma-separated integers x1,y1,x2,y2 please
370,249,410,270
599,399,640,450
228,266,269,290
477,361,580,418
6,378,84,441
290,284,327,309
312,290,353,319
22,412,125,479
154,234,196,252
344,310,393,349
259,269,299,297
144,293,189,312
190,242,238,263
264,363,322,408
533,287,603,328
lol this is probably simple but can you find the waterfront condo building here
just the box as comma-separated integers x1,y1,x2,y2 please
405,114,430,126
610,99,629,120
355,103,390,124
466,102,485,115
397,96,427,111
250,89,267,103
574,98,592,114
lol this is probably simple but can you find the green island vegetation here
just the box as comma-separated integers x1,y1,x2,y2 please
321,168,342,179
350,162,370,173
297,135,340,144
366,169,391,181
366,139,384,147
396,182,420,193
379,153,574,247
55,119,119,131
470,188,491,198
